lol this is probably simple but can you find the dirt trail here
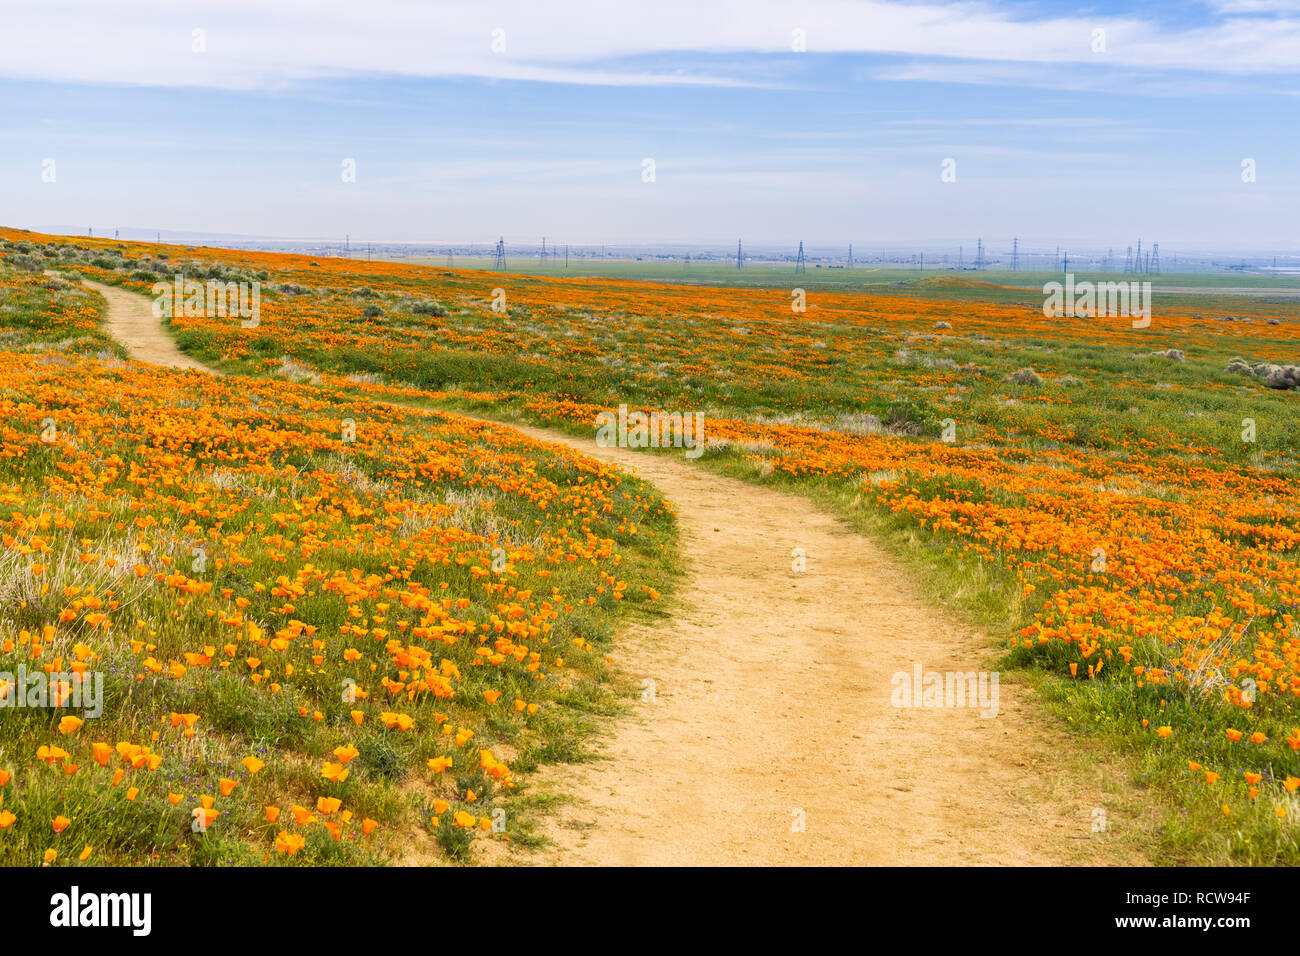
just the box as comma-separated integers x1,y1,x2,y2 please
83,278,215,373
85,277,1135,866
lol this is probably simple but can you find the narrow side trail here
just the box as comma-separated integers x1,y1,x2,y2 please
85,278,1137,866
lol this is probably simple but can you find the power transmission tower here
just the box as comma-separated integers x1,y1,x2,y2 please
115,229,119,239
345,234,350,255
156,232,161,243
847,243,854,270
1150,243,1159,275
958,245,963,269
736,240,744,271
975,238,984,271
1063,250,1069,273
919,251,924,273
795,241,806,274
492,236,506,271
1134,238,1142,273
540,237,547,267
1124,246,1133,273
565,244,569,268
1011,237,1018,271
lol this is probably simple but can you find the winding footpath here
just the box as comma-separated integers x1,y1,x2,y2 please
83,277,1138,866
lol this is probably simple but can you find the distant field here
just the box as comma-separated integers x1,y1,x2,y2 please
392,255,1300,307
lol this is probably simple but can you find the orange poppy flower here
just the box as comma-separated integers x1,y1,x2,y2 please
275,831,306,855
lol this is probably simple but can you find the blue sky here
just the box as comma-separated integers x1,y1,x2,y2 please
2,0,1297,248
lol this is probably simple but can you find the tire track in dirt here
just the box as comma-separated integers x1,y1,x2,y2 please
84,276,1139,866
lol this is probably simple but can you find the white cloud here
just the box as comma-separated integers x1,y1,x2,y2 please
1206,1,1300,13
1,0,1299,90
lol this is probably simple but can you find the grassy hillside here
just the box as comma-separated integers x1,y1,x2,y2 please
0,246,677,865
5,224,1300,863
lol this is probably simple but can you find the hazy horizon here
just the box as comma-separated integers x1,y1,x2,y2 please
14,225,1298,266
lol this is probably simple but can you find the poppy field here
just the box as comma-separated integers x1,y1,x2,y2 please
0,243,675,865
4,225,1300,864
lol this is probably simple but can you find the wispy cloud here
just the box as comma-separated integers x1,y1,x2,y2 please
3,0,1299,91
870,59,1283,98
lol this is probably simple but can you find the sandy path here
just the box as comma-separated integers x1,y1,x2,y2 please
82,278,215,372
84,277,1133,866
497,427,1119,866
